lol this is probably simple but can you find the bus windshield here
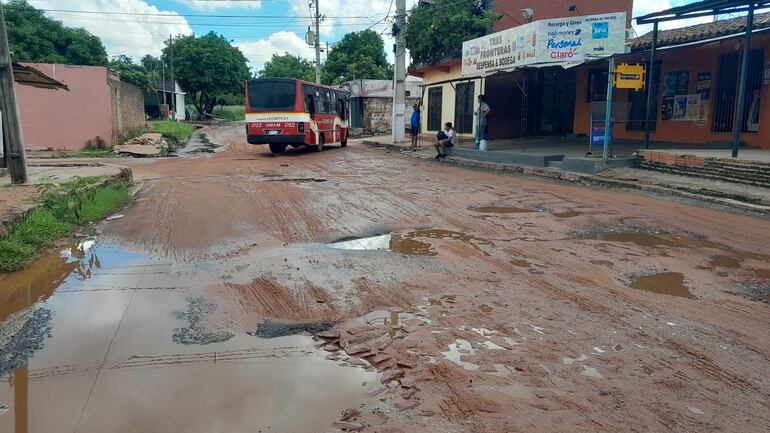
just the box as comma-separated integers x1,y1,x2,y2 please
247,80,296,112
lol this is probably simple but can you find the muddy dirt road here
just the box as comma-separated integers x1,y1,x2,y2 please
2,122,769,433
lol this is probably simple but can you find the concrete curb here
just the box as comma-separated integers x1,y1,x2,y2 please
361,140,770,215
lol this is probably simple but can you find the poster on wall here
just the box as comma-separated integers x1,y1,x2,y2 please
461,12,627,76
672,94,703,121
664,70,690,96
590,121,606,147
661,96,674,120
696,72,711,99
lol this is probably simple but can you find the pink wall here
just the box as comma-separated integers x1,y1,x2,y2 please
15,64,113,151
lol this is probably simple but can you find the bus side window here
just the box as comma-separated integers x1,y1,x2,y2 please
314,90,322,114
323,91,331,113
338,98,346,120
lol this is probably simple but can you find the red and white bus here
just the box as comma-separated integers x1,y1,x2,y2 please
245,78,349,154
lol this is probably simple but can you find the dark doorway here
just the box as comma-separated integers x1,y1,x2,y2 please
455,82,475,134
627,64,661,131
528,68,577,135
427,87,443,131
485,72,525,139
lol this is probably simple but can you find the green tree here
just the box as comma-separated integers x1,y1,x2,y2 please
405,0,499,66
322,30,389,85
259,53,315,81
140,54,163,75
3,0,107,66
164,32,250,117
108,55,155,91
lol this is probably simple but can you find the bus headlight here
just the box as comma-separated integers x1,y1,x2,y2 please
298,122,305,134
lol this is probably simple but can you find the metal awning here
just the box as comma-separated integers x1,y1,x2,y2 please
636,0,770,24
12,63,69,90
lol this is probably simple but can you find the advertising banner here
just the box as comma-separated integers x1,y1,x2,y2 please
462,12,627,76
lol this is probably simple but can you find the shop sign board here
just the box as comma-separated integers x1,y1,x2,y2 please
462,12,627,76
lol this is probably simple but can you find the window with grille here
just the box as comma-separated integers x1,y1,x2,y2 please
713,49,764,133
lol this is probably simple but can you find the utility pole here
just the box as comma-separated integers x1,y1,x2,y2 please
0,1,28,183
313,0,321,83
169,34,175,119
391,0,406,144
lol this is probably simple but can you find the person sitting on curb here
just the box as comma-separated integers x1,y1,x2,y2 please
434,122,456,160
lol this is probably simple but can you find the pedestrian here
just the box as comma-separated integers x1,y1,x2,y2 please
434,122,456,160
474,94,491,150
410,104,421,149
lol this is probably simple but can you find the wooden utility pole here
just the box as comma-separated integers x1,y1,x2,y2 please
0,1,28,183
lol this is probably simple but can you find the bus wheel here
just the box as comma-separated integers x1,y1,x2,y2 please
314,134,325,152
269,143,287,154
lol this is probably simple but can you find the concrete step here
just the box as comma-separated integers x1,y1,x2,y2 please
639,165,770,188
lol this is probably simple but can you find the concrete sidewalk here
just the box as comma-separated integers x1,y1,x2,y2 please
358,137,770,215
0,160,132,235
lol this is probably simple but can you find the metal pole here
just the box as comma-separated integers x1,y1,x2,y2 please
391,0,406,144
314,0,321,84
0,2,28,183
169,34,175,119
732,2,755,158
603,57,615,161
643,21,658,149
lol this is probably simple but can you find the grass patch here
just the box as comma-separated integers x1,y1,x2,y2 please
212,105,245,121
0,177,132,272
149,121,194,141
65,148,117,158
148,121,194,150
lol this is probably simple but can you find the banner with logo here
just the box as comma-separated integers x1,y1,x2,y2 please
462,12,627,76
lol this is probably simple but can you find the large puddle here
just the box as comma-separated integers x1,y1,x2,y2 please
0,241,378,433
326,229,491,256
631,272,695,299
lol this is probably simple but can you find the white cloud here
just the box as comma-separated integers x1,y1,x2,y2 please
29,0,193,59
632,0,714,37
174,0,262,12
235,31,315,73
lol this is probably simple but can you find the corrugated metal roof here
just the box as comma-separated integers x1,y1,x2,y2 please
12,62,69,90
630,12,770,51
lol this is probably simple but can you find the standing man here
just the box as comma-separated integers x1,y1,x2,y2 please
410,104,421,149
474,94,491,150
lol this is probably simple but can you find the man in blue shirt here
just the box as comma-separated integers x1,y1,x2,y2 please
410,104,421,149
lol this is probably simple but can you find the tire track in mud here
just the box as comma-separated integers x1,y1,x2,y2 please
223,276,318,321
11,346,316,381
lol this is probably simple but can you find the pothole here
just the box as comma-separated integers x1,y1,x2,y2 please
249,319,337,338
630,272,694,299
470,206,536,214
326,229,492,256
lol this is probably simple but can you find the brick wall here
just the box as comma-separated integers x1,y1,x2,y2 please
109,80,145,143
362,97,422,135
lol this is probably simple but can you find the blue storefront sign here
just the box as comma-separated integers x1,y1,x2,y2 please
590,122,606,147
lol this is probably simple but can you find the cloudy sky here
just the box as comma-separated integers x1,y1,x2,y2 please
25,0,715,73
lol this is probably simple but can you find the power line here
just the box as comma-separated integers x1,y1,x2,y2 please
36,8,379,19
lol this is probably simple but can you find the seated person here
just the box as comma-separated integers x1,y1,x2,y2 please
434,122,456,160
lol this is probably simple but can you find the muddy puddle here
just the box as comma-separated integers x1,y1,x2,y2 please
177,132,222,156
631,272,695,299
0,240,380,433
552,210,584,218
471,206,535,214
327,229,491,256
